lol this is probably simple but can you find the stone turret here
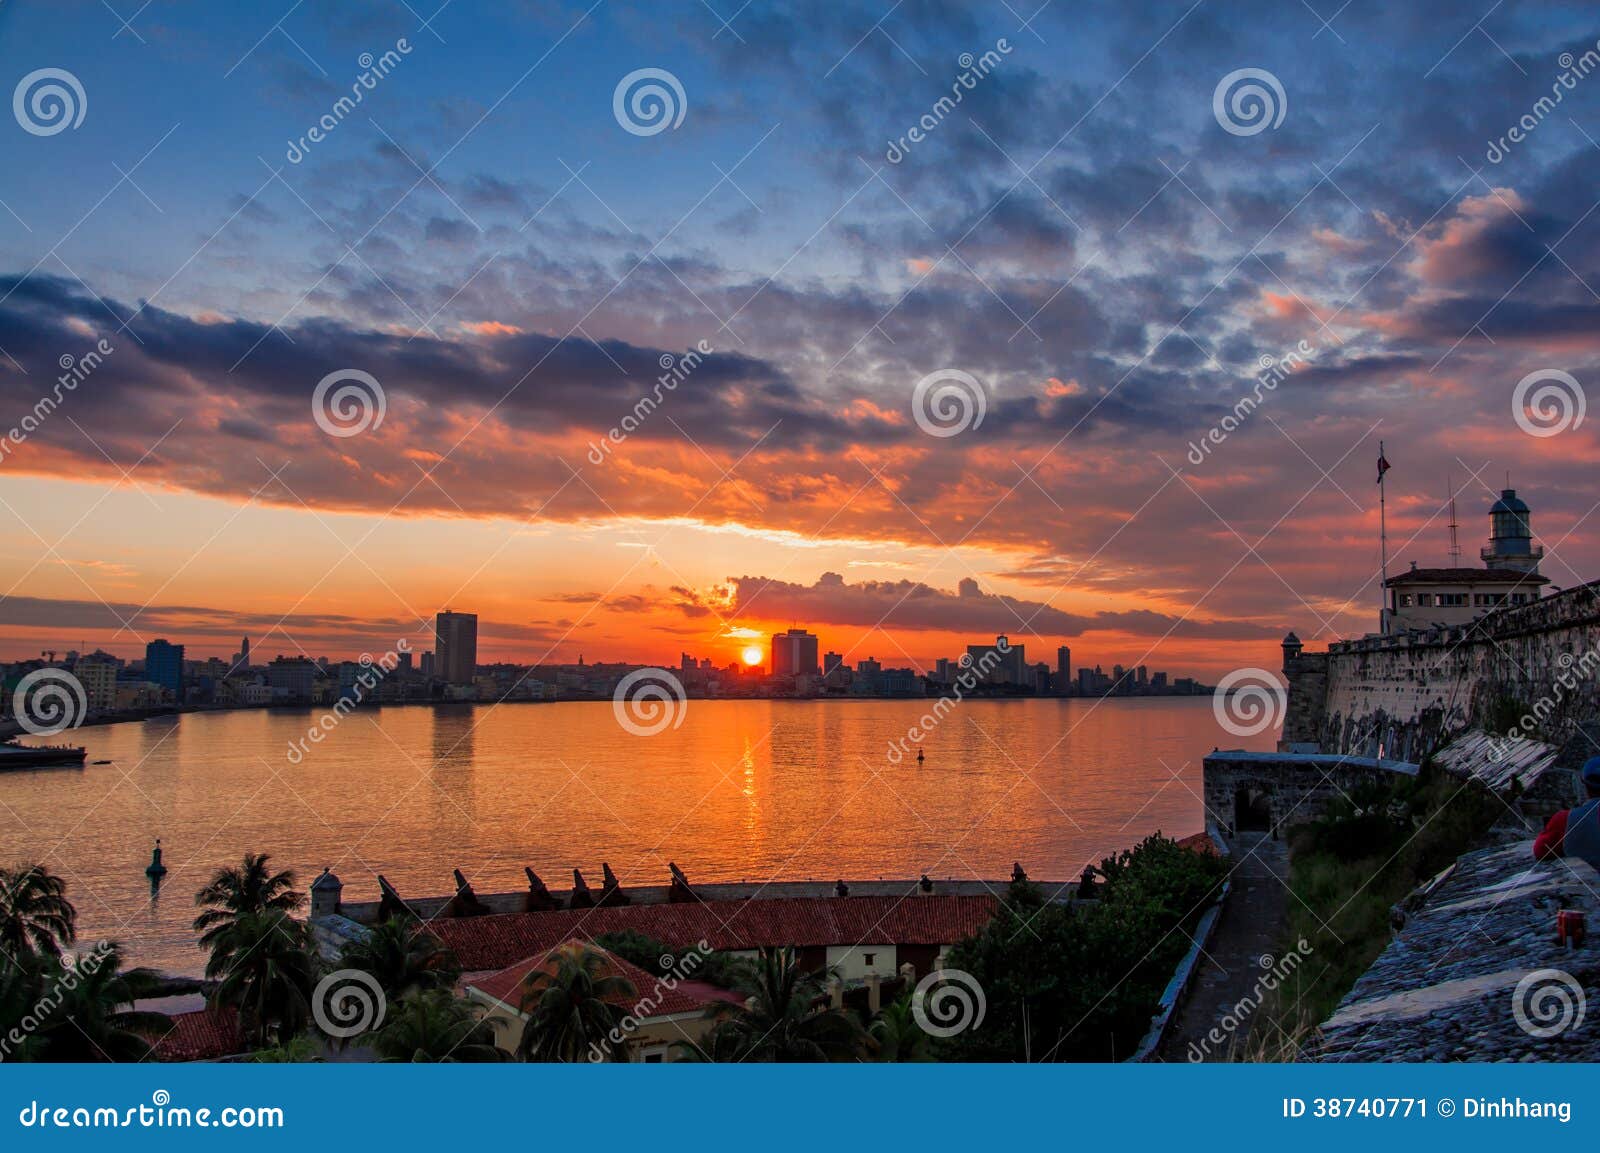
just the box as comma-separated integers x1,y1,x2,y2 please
310,866,342,919
1281,631,1303,668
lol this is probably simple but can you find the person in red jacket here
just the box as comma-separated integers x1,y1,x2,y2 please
1534,757,1600,864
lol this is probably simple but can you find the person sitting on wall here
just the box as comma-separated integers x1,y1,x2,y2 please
1533,757,1600,865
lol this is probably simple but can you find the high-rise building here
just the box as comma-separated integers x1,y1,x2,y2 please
420,650,435,680
823,651,844,674
770,628,820,677
435,611,478,685
966,635,1025,684
1056,646,1071,692
145,639,185,703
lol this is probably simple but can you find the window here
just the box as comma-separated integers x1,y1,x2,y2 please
1437,593,1467,607
862,952,877,966
1398,594,1414,607
1416,593,1434,606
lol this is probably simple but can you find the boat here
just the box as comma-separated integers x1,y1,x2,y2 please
0,741,87,768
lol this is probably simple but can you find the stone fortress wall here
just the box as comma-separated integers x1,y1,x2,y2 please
1281,579,1600,764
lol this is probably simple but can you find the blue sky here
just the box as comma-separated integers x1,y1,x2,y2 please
0,0,1598,673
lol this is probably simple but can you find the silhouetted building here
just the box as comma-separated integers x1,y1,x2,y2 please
770,628,820,678
145,639,184,704
435,610,478,685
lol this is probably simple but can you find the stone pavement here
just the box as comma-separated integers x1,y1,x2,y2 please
1157,831,1289,1062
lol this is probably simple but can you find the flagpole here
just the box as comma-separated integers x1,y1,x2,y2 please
1378,439,1389,633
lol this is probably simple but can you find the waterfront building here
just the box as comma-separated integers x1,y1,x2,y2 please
770,628,821,678
144,639,185,704
420,650,435,680
266,656,319,703
823,650,844,674
72,653,118,712
1057,646,1071,692
435,610,479,684
965,635,1025,685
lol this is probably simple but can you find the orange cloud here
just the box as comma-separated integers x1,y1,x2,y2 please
463,320,524,336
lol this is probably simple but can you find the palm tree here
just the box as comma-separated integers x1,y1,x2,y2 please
192,853,303,950
337,915,460,1002
515,943,635,1062
701,946,863,1062
369,990,505,1062
0,864,76,958
868,991,932,1061
31,944,167,1062
205,909,316,1049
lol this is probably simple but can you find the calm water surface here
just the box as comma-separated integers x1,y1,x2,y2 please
0,698,1257,974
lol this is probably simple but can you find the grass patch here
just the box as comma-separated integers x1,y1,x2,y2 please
1246,760,1502,1057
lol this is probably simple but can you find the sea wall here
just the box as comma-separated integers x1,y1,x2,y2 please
1283,579,1600,761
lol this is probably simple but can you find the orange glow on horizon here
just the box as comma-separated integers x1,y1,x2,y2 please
741,645,763,667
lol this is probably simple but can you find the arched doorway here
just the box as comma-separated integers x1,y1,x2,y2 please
1234,786,1272,833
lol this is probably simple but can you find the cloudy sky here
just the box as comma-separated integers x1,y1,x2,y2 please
0,0,1597,678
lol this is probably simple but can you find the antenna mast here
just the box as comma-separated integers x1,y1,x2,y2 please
1447,475,1461,565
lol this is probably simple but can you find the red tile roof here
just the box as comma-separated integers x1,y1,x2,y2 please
469,941,740,1017
430,894,999,973
148,1007,245,1062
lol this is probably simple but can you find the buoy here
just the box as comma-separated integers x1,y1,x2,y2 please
145,838,168,878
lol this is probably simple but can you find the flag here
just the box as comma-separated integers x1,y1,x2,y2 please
1376,451,1390,485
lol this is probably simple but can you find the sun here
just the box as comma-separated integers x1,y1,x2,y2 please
741,646,763,667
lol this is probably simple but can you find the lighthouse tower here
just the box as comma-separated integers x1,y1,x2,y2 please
1481,489,1543,574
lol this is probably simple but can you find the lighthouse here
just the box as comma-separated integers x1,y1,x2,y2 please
1480,489,1544,574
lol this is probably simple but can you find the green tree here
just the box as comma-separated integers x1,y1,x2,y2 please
337,915,460,1002
192,853,304,951
516,943,635,1062
868,991,931,1062
0,945,166,1062
940,834,1227,1062
370,990,505,1062
0,864,76,958
701,946,863,1062
205,910,317,1049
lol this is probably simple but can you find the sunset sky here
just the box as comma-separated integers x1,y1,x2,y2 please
1,0,1598,679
